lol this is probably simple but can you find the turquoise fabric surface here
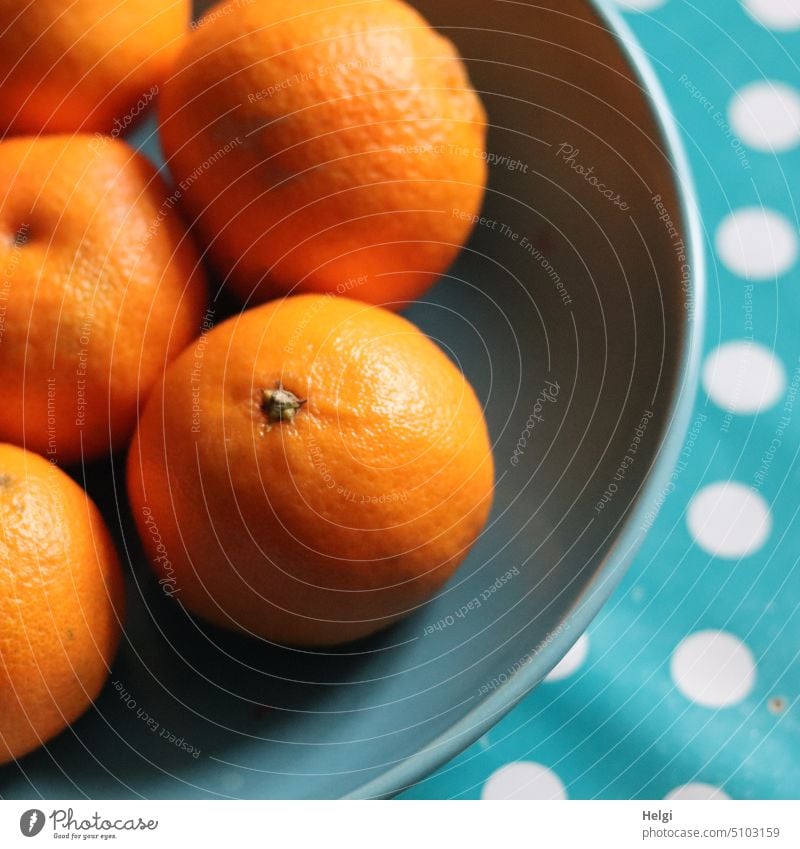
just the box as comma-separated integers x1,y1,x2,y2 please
402,0,800,801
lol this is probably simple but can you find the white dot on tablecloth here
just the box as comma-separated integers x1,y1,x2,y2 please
613,0,667,10
716,208,798,280
481,762,567,800
729,81,800,152
687,481,771,558
665,782,731,800
671,630,756,708
545,634,589,682
702,341,786,413
743,0,800,30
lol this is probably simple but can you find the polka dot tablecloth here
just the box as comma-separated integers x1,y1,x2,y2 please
401,0,800,801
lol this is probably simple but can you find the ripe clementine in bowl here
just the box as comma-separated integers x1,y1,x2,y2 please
0,444,125,765
128,295,494,646
0,134,208,464
159,0,487,308
0,0,189,136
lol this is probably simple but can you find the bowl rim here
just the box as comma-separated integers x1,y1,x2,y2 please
347,0,706,800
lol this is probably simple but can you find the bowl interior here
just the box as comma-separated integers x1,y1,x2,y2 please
0,0,691,799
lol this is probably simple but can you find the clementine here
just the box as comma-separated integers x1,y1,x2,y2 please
128,295,494,646
0,134,208,464
0,444,124,765
159,0,487,308
0,0,189,136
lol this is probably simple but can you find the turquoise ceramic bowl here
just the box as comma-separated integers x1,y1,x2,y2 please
0,0,703,799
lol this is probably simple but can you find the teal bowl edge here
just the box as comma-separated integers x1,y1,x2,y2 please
347,0,707,800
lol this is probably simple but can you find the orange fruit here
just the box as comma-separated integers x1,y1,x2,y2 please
0,134,208,464
128,295,494,646
0,0,189,136
159,0,487,308
0,444,124,765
